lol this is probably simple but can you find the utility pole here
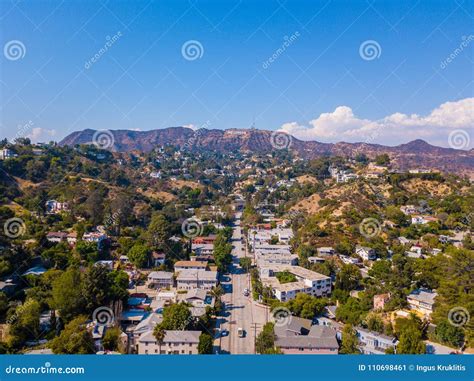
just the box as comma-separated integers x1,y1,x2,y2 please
251,323,262,354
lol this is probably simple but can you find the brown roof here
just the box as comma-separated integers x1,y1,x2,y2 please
174,260,208,268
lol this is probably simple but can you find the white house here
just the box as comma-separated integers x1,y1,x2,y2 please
407,289,437,317
0,148,16,160
45,200,69,214
355,246,376,261
147,271,174,289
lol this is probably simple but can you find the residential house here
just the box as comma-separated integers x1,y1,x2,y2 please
46,231,68,243
356,327,398,354
411,215,439,225
82,232,107,244
407,289,437,317
400,205,421,215
66,232,77,245
0,148,15,160
317,247,335,256
45,200,69,214
191,243,214,256
308,257,325,264
192,235,216,245
356,246,376,261
373,293,391,311
151,252,166,267
174,261,208,271
147,271,174,290
274,317,338,354
339,255,361,265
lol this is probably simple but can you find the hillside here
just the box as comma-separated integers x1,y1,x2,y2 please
60,128,474,175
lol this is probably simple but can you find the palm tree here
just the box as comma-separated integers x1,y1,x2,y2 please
153,325,166,355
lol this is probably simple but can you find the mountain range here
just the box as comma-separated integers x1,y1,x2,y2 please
59,127,474,175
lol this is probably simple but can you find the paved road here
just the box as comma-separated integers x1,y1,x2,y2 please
217,212,269,354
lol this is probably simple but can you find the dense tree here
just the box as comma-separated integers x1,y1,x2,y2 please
335,264,362,291
340,324,360,354
395,315,426,354
146,213,171,249
84,189,105,226
102,327,123,352
82,265,112,312
434,320,465,348
49,316,95,354
51,268,85,322
397,326,426,354
8,299,41,348
239,257,252,272
336,298,365,325
158,303,192,331
365,313,384,333
198,333,213,354
128,243,151,268
285,293,327,320
255,322,276,354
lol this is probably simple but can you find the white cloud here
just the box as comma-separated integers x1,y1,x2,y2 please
281,98,474,148
26,127,57,142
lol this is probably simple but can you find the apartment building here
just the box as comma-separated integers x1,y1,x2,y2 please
176,269,218,291
138,330,201,355
261,265,331,302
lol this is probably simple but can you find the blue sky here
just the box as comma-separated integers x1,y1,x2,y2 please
0,0,473,147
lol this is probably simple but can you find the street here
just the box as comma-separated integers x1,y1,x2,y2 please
216,212,269,354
